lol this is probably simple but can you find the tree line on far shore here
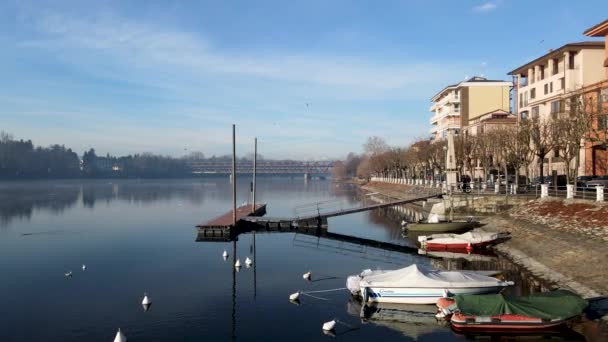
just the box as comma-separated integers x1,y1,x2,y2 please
334,93,608,185
0,132,262,179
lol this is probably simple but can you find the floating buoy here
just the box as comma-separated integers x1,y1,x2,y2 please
113,328,127,342
65,271,73,278
289,292,300,301
322,319,336,331
401,220,407,226
245,257,252,267
435,311,446,319
142,293,151,305
303,271,312,281
235,259,241,268
82,264,86,271
222,250,228,259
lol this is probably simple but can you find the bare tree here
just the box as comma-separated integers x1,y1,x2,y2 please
363,136,389,156
530,117,556,179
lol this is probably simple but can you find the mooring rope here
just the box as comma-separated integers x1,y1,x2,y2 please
299,293,330,301
301,287,347,294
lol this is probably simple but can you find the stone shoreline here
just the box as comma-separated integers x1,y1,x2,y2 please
360,181,608,322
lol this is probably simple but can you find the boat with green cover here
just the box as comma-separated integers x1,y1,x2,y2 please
436,290,588,333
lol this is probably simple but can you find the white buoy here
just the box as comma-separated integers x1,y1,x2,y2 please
82,264,86,271
113,328,127,342
322,319,336,331
401,220,407,226
289,292,300,301
142,293,151,305
303,271,311,281
245,257,252,267
442,289,449,298
65,271,72,278
235,259,241,268
222,250,228,258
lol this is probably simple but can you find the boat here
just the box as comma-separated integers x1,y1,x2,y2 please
418,231,509,251
346,298,448,340
404,214,479,233
435,290,588,333
346,264,513,304
418,249,498,263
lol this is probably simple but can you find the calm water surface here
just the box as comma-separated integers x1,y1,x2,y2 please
0,178,602,341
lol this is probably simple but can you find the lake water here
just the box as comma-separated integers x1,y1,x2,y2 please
0,178,603,341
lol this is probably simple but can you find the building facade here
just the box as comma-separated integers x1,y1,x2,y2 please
429,77,511,141
582,20,608,176
509,41,606,177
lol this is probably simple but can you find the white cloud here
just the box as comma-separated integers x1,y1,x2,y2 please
472,1,500,13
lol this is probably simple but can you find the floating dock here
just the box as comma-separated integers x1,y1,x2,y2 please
196,203,267,238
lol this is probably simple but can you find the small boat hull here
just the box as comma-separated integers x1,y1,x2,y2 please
365,286,507,305
406,221,476,232
450,313,573,333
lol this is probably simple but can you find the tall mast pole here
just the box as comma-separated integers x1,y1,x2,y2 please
232,124,237,226
252,137,257,213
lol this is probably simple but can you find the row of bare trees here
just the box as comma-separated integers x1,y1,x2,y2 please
336,92,606,185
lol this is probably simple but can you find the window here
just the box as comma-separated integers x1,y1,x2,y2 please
519,93,523,107
600,88,608,108
454,90,460,99
560,78,565,90
550,100,562,114
520,111,529,120
524,92,529,106
540,65,545,80
544,84,548,95
530,88,536,99
569,52,576,70
552,58,559,75
453,103,460,112
531,106,539,119
549,82,553,93
598,115,608,130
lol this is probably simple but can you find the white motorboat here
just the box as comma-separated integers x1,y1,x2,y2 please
417,231,509,251
346,264,513,304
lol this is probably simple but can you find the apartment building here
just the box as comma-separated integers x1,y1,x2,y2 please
466,109,517,136
509,41,606,177
509,42,605,122
429,77,511,141
582,20,608,176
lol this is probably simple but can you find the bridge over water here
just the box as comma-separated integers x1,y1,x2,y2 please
187,160,334,174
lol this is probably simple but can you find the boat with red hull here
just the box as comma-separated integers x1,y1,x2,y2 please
435,290,587,334
418,231,509,251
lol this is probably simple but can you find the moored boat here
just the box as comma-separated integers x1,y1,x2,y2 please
435,290,588,333
406,220,477,232
418,231,508,251
346,264,513,305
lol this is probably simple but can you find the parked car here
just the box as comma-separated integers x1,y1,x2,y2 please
586,175,608,188
576,175,596,188
531,176,552,186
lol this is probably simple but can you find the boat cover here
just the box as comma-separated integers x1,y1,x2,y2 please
454,290,588,320
419,231,498,244
359,264,507,288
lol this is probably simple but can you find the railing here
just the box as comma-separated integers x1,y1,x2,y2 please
369,177,607,202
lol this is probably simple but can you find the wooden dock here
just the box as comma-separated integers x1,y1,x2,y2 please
196,203,267,238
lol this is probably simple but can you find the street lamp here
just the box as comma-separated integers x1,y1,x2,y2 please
442,145,448,183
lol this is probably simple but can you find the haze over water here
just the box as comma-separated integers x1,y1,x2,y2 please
0,178,594,341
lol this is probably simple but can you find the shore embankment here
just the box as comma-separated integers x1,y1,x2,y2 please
359,181,608,302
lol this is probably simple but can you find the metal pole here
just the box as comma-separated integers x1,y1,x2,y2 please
232,124,237,226
252,137,257,213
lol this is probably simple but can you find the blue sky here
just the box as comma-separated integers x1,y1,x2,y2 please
1,0,606,159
